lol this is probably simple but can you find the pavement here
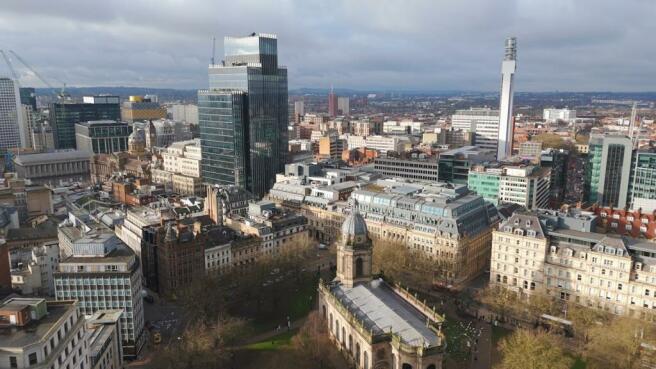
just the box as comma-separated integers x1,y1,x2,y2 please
421,287,494,369
469,320,492,369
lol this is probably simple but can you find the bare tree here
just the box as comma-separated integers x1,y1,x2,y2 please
525,291,561,321
372,239,437,291
479,286,521,320
497,329,574,369
291,311,333,369
585,317,654,369
566,303,610,343
180,237,317,321
149,317,249,369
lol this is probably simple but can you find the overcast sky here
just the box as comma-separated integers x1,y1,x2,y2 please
1,0,654,92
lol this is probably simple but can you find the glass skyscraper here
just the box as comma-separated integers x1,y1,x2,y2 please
585,134,633,208
629,151,656,210
19,87,37,111
199,33,288,198
49,96,120,149
198,91,249,188
0,77,24,151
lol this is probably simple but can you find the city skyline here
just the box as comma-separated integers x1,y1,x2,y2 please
1,0,655,92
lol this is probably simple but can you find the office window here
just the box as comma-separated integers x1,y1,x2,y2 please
10,356,17,368
29,352,38,365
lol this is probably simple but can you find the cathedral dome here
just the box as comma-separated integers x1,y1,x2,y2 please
341,210,368,246
128,128,146,144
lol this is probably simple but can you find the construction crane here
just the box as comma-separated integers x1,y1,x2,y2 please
8,50,67,99
211,36,216,65
0,50,20,82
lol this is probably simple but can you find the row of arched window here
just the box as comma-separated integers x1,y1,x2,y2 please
322,305,439,369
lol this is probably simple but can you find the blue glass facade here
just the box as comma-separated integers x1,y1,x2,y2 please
199,91,249,188
200,34,288,198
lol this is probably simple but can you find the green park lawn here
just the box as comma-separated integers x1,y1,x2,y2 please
243,329,298,351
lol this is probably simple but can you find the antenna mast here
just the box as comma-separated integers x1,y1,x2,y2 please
628,102,637,141
211,36,216,65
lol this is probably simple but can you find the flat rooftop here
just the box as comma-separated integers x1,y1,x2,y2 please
0,301,76,348
13,150,91,165
60,246,135,265
330,279,439,347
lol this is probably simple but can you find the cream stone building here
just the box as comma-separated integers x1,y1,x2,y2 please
491,209,656,320
352,187,499,287
270,168,500,287
152,139,203,196
319,209,446,369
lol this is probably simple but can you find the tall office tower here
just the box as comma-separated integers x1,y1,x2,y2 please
21,105,35,149
293,100,304,124
201,33,288,198
49,96,120,149
451,108,500,152
585,134,633,208
629,150,656,211
294,100,305,117
328,88,338,117
0,77,25,151
19,87,37,110
337,96,350,116
54,230,145,358
497,37,517,160
168,103,199,124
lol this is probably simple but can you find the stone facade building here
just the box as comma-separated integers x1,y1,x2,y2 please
318,209,446,369
151,139,203,196
351,187,499,287
491,209,656,320
0,299,89,369
13,150,91,185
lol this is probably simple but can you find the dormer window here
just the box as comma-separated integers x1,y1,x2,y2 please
627,216,634,222
504,226,512,233
550,246,557,254
601,212,607,218
526,220,532,226
514,229,524,236
636,263,642,271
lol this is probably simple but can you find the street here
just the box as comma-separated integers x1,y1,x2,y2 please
127,292,188,368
